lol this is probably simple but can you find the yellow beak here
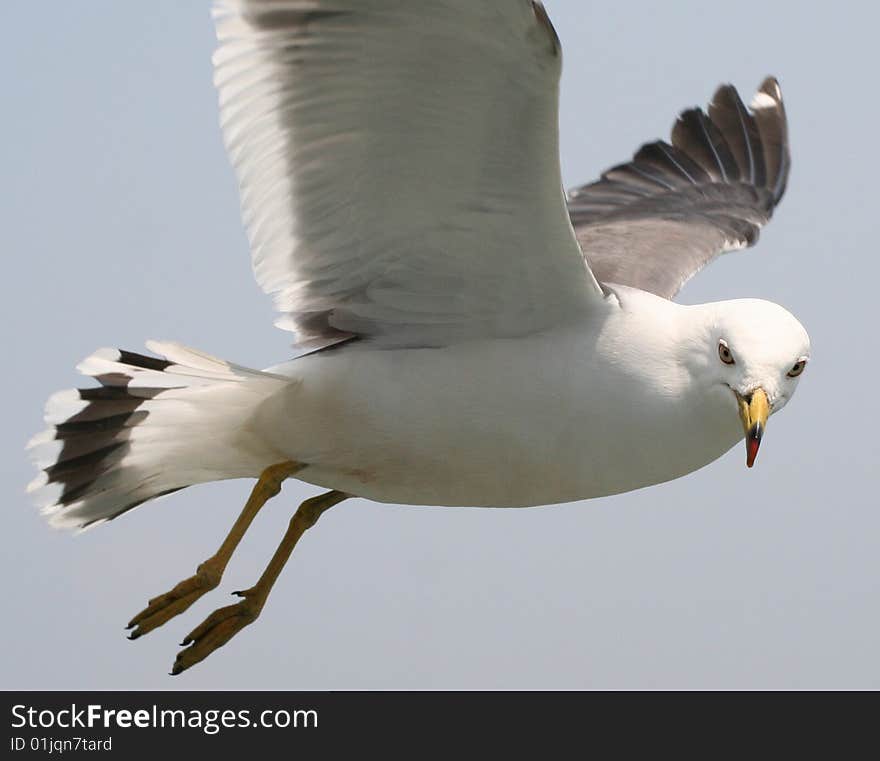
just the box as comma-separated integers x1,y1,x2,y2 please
736,387,770,468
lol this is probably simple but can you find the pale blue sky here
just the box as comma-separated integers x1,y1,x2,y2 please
2,1,877,689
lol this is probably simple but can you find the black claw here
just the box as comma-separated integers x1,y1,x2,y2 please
125,622,134,630
127,631,141,641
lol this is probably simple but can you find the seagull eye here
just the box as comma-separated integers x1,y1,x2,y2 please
787,359,807,378
718,340,735,365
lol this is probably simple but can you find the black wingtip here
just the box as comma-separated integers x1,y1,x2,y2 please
758,76,783,101
749,76,789,203
682,76,788,203
672,107,741,182
708,83,766,187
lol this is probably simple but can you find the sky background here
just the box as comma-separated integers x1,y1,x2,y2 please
2,1,877,689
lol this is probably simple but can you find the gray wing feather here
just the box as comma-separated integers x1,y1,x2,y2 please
568,78,789,299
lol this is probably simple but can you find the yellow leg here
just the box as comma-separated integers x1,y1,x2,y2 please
170,489,349,675
126,461,304,640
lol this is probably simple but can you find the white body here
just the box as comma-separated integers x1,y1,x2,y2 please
29,284,808,529
258,287,745,506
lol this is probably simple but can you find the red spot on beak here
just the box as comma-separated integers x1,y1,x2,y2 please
746,422,763,468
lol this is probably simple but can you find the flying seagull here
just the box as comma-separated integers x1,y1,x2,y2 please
27,0,810,675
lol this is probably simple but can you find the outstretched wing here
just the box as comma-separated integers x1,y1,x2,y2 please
567,78,789,299
213,0,602,347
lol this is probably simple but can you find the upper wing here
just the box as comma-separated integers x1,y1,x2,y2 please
567,78,789,299
213,0,602,347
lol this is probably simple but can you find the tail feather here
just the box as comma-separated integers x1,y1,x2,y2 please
27,342,292,531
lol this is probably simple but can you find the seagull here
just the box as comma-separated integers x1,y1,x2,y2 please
27,0,810,675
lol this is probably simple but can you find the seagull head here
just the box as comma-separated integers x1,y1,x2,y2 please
689,299,810,467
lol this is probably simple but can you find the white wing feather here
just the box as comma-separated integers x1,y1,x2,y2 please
213,0,602,346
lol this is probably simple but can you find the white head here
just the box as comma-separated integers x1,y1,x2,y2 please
682,298,811,466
